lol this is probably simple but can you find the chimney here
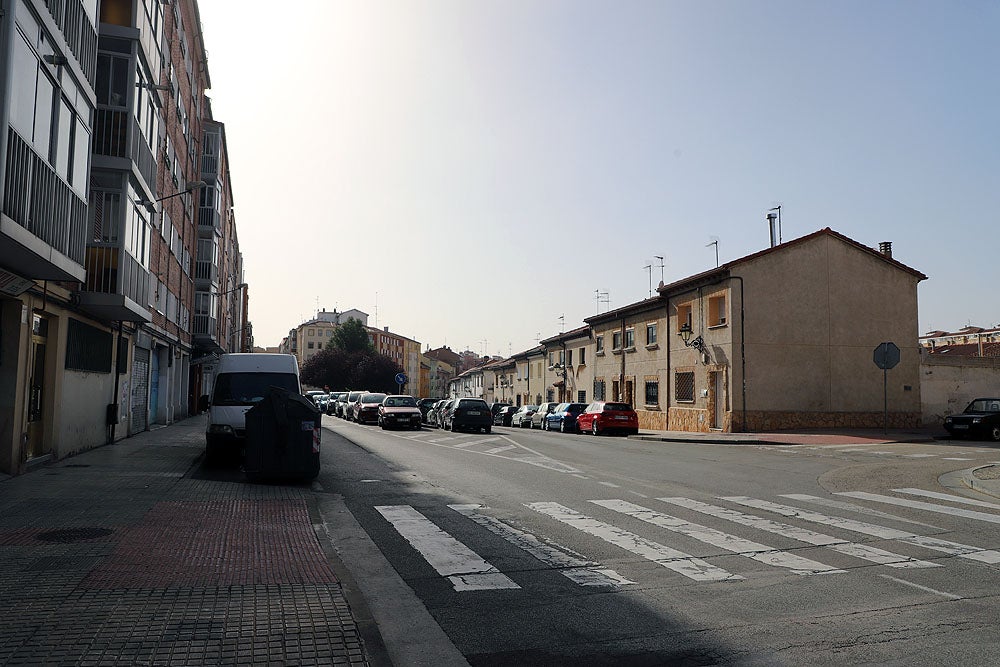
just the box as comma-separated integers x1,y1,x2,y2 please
879,241,892,258
766,212,778,248
384,326,389,332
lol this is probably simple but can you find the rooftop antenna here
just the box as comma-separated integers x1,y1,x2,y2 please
374,291,378,328
595,289,609,313
558,314,565,333
654,256,664,286
706,238,719,267
643,264,652,297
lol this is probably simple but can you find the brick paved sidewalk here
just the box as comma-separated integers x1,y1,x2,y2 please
0,416,370,666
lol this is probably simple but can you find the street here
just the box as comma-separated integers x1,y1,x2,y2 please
316,416,1000,666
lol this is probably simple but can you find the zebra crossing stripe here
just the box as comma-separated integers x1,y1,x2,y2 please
526,502,741,582
724,496,1000,565
659,497,939,569
592,499,843,575
779,494,944,529
375,505,520,591
893,488,1000,510
837,491,1000,525
448,504,634,587
484,445,517,454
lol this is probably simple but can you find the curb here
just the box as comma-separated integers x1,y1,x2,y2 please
965,464,1000,500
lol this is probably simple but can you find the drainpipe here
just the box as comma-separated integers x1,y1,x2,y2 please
109,321,123,444
620,317,627,402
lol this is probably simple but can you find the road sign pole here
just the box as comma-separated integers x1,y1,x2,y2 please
883,366,888,435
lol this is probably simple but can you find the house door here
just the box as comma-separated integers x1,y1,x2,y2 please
149,349,160,425
27,314,50,459
130,347,150,434
710,370,726,430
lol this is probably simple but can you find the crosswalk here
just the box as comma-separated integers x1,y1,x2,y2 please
374,488,1000,592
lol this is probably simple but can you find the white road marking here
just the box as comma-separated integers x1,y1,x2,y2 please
837,491,1000,525
451,438,498,449
725,496,1000,565
879,575,962,601
941,457,974,461
375,505,520,591
894,488,1000,510
484,444,517,454
379,428,581,473
428,437,459,443
599,482,621,488
628,491,650,498
660,497,938,569
526,502,741,581
448,504,634,587
573,474,590,480
780,494,944,529
593,499,842,575
903,454,937,458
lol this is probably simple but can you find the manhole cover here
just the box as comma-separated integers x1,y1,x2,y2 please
35,527,113,543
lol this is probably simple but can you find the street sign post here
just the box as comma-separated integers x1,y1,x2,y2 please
395,372,407,394
873,342,900,434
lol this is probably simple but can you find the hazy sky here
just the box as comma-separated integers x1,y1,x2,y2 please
197,1,998,354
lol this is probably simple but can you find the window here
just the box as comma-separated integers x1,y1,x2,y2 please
646,323,657,346
549,351,555,366
675,371,695,402
624,328,635,349
65,319,113,373
612,331,622,350
307,342,314,350
708,293,727,327
594,379,606,401
308,329,314,336
577,390,587,403
566,349,573,366
677,303,693,332
579,347,586,365
645,381,659,406
596,336,604,354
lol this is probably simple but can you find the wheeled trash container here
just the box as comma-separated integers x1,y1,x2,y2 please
243,387,321,482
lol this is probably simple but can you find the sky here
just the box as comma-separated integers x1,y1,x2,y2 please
196,1,999,354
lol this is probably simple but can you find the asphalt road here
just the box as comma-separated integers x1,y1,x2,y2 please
314,415,1000,666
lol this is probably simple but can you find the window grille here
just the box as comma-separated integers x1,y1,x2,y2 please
675,371,695,402
645,381,659,406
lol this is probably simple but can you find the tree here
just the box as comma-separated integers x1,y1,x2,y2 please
301,347,401,393
328,317,373,353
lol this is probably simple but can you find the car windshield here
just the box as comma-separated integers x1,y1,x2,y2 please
211,373,300,406
385,396,417,407
567,404,586,413
604,403,632,411
967,399,1000,413
458,400,488,408
362,393,387,403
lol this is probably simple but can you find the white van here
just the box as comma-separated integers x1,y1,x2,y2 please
204,353,300,459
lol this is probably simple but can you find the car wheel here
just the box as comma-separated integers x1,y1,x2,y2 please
992,426,1000,442
484,426,491,434
592,420,600,436
560,420,567,433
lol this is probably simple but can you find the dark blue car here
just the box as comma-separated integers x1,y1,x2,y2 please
543,402,589,433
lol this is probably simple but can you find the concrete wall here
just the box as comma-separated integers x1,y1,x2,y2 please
57,369,117,457
921,354,1000,426
735,233,922,428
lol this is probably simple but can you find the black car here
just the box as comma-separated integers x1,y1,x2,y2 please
944,398,1000,441
417,398,442,423
444,398,492,433
494,405,519,426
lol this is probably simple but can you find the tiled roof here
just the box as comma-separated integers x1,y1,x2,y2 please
926,342,1000,357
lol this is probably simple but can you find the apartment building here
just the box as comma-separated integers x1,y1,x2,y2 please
0,0,249,474
366,326,420,393
539,326,594,406
920,326,1000,357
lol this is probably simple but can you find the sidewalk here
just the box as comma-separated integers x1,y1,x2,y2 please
631,426,944,446
0,416,374,666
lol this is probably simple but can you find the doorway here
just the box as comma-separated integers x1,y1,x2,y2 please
710,370,726,430
27,313,49,459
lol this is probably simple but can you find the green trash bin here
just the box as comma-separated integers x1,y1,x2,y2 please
244,387,321,482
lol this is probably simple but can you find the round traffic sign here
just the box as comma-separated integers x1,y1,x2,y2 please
395,372,407,385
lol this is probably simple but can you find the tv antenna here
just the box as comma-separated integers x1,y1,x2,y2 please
643,264,652,297
706,237,719,267
654,256,664,286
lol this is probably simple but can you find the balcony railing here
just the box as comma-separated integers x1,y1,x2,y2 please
2,128,87,266
83,246,149,307
202,152,218,176
193,314,218,337
198,206,220,232
93,109,156,192
194,260,218,284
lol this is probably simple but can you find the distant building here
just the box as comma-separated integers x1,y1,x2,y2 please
920,326,1000,357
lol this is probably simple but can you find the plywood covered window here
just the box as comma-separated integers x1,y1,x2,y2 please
708,293,727,327
677,303,693,332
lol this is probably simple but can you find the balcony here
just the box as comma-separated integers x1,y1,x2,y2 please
93,109,156,193
198,206,220,234
75,246,152,322
194,260,218,286
1,129,87,282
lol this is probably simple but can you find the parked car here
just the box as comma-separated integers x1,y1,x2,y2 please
576,401,639,436
511,405,538,428
490,402,511,421
316,393,330,411
944,398,1000,441
326,392,346,415
343,390,367,421
354,392,387,424
530,402,561,429
378,395,423,430
494,405,519,426
427,399,451,428
443,398,492,433
417,398,442,423
336,392,357,418
544,402,588,432
305,390,325,407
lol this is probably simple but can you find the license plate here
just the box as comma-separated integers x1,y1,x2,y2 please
615,415,630,420
467,411,481,415
953,424,968,429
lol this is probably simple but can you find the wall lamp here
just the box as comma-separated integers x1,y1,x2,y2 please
136,181,207,213
677,323,705,352
137,82,171,92
217,282,248,297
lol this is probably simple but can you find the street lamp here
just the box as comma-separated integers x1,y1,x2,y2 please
677,322,705,352
135,181,207,213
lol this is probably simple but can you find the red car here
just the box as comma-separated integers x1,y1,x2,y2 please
576,401,639,436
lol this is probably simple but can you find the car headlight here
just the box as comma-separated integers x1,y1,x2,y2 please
973,417,982,424
944,417,952,424
208,424,235,435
